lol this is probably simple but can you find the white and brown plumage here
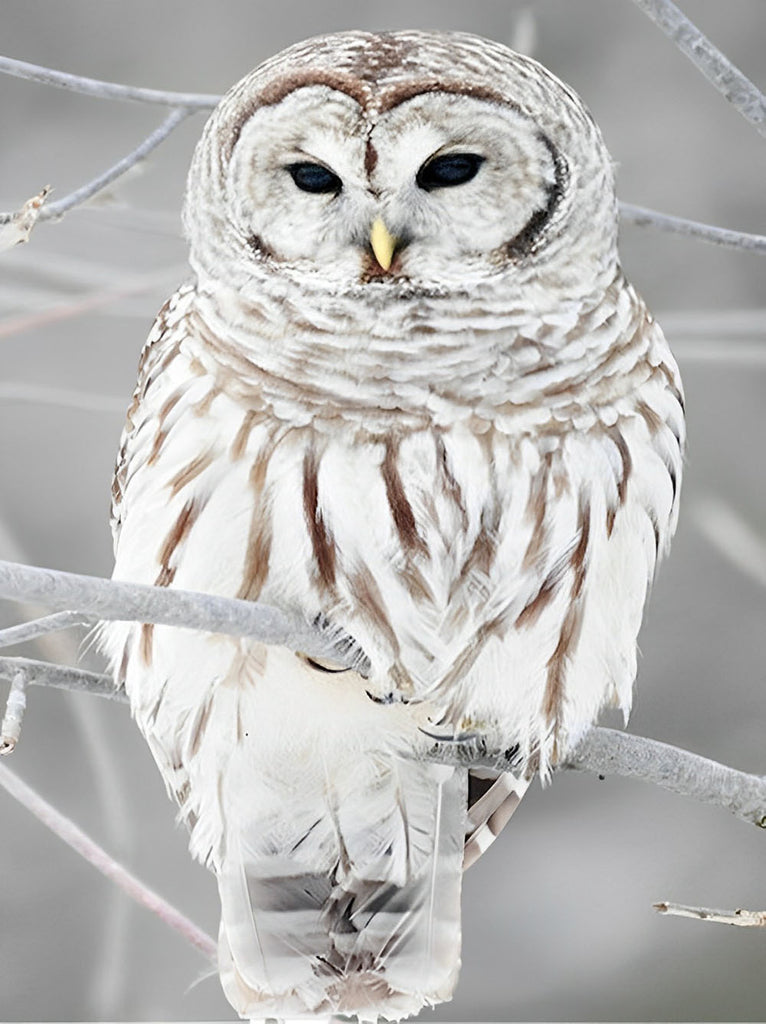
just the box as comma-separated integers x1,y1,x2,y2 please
102,30,684,1022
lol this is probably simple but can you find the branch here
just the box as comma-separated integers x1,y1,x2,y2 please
3,650,765,831
563,727,766,828
654,901,766,927
0,610,93,649
40,106,193,222
0,761,216,960
0,55,219,108
0,560,370,673
619,202,766,254
630,0,766,137
0,108,193,244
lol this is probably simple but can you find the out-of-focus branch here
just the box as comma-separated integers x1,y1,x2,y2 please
654,901,766,927
0,55,219,108
0,761,216,960
692,497,766,590
630,0,766,137
619,203,766,254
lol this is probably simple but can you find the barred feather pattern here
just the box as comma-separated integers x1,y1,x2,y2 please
102,30,685,1023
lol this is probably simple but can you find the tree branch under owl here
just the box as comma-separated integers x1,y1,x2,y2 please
0,559,763,831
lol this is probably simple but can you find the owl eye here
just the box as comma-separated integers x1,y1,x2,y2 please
416,152,485,191
287,162,342,194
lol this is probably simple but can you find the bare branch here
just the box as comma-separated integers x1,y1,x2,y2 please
0,672,26,754
0,761,216,959
0,611,93,649
40,107,193,222
654,901,766,927
564,727,766,828
0,560,370,673
4,650,766,830
0,55,219,108
630,0,766,137
0,187,49,250
619,202,766,254
0,656,123,701
0,108,193,241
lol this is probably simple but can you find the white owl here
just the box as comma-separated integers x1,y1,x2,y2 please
102,30,685,1022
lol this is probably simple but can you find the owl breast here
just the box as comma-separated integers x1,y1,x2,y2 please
112,281,683,778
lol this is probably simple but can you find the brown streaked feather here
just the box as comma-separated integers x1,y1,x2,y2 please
237,441,280,601
168,451,214,498
542,497,591,729
463,771,527,869
303,446,337,593
381,440,427,556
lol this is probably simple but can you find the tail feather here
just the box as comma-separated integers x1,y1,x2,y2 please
217,758,465,1021
463,769,530,869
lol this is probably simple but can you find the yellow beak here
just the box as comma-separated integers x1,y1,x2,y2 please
369,217,397,271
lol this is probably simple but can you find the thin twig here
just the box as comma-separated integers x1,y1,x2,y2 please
0,761,216,959
619,203,766,254
0,560,370,673
0,672,26,754
0,55,219,108
0,611,93,649
563,727,766,828
630,0,766,137
654,901,766,927
0,656,124,701
39,106,193,222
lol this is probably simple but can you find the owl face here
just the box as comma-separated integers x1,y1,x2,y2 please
185,32,619,303
227,85,563,288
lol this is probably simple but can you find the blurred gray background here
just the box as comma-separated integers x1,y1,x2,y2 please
1,1,764,1020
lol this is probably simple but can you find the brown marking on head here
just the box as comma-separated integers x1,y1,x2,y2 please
303,447,337,592
364,139,378,177
381,439,427,556
377,79,513,114
226,70,372,160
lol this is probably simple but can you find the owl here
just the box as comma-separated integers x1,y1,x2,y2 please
102,30,684,1022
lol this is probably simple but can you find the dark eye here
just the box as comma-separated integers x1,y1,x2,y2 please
287,162,342,194
416,152,485,191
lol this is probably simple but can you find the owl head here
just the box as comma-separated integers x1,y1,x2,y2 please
184,31,618,307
